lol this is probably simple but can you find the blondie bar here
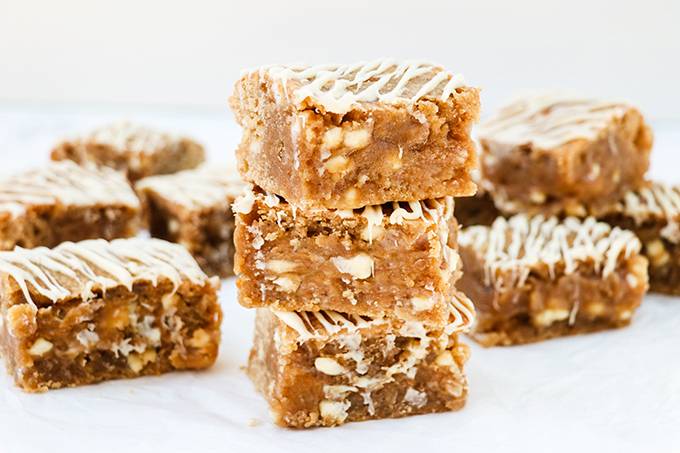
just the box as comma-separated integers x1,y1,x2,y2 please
459,215,648,346
230,59,480,209
248,291,474,428
0,238,221,392
0,161,141,251
233,186,469,327
51,121,205,182
136,167,246,278
478,94,653,216
600,182,680,295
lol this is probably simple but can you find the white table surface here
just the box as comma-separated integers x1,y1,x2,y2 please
0,107,678,453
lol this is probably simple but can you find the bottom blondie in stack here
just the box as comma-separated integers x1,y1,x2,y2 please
233,188,476,427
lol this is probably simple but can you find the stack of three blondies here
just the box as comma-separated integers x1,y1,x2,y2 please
228,60,481,428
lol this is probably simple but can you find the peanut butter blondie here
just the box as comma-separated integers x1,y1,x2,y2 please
51,121,205,182
600,182,680,295
248,291,474,428
0,161,141,251
459,215,648,346
230,59,479,209
0,238,221,392
233,186,469,327
136,167,247,278
478,94,653,217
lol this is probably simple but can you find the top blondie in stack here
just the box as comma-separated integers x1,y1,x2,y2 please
229,59,480,427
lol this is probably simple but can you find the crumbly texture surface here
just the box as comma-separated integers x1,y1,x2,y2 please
248,307,470,428
458,215,648,346
0,238,221,392
0,161,141,250
230,60,479,209
599,182,680,295
136,167,246,278
51,122,205,183
478,94,653,217
233,187,475,328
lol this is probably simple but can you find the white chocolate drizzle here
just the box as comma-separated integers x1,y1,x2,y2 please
360,205,384,244
0,238,210,306
0,161,140,218
271,309,384,342
256,59,467,114
459,214,641,289
446,291,476,334
136,166,246,209
66,121,195,155
478,93,633,150
617,182,680,243
233,187,454,237
272,290,474,342
231,184,257,215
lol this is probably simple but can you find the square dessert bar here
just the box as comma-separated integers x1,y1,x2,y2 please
0,238,221,392
248,291,475,428
478,94,653,217
136,167,247,278
233,186,470,327
458,214,648,346
230,59,480,209
600,182,680,295
0,161,141,251
51,121,205,182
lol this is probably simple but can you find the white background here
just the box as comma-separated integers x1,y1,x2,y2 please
1,1,680,452
1,0,679,119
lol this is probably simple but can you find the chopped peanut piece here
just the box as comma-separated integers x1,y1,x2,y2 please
28,338,53,357
343,129,371,150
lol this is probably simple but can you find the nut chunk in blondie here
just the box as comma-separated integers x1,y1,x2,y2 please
248,292,474,428
0,161,141,251
0,238,221,392
600,182,680,295
51,121,205,182
136,166,247,278
230,59,480,209
233,186,467,327
458,215,648,347
478,94,653,217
